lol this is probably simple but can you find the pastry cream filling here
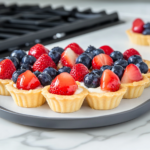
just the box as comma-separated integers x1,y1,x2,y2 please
74,87,83,95
13,84,43,90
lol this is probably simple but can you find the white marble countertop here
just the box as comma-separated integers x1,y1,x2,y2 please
1,1,150,150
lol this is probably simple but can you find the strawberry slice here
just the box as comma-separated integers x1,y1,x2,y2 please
16,70,41,90
50,72,78,95
92,54,113,69
100,45,114,55
65,43,84,55
0,59,16,79
70,64,89,82
101,70,120,92
123,48,141,60
28,44,49,59
121,64,143,84
60,48,78,68
33,54,56,72
132,18,144,33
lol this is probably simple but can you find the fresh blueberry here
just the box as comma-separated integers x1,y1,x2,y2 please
20,63,32,71
84,73,100,88
114,59,128,69
11,50,27,61
136,62,148,73
111,65,124,79
85,45,96,53
12,69,26,83
128,55,143,64
143,29,150,35
51,47,64,54
110,51,123,62
58,66,71,74
84,52,95,59
43,67,58,79
33,71,41,77
100,65,112,72
21,55,36,65
76,53,92,69
38,73,52,86
143,22,150,29
92,49,104,57
91,69,102,78
48,51,61,64
0,58,4,63
6,56,20,69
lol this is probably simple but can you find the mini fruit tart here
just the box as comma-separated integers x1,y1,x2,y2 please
80,70,127,110
0,59,16,96
42,72,88,113
126,18,150,45
6,70,46,108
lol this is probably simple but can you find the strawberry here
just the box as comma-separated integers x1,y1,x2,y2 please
33,54,56,72
92,54,113,69
60,48,78,68
50,72,78,95
100,45,114,55
0,59,16,79
123,48,141,60
70,64,89,82
101,69,120,92
65,43,84,55
28,44,49,59
16,70,41,90
121,64,143,84
132,18,144,33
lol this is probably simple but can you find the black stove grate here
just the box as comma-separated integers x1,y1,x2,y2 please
0,4,123,57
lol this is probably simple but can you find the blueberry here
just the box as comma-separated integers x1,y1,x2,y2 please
33,71,41,77
21,55,36,65
128,55,143,64
114,59,128,69
143,22,150,29
100,65,112,72
111,65,124,79
0,58,4,63
6,56,20,69
91,69,102,78
136,62,148,73
12,69,26,83
84,73,100,88
85,45,96,53
92,49,104,57
110,51,123,62
20,63,32,71
43,67,58,79
51,47,64,54
84,52,95,59
38,73,52,86
48,51,61,64
76,53,92,69
58,66,71,74
11,50,27,61
143,29,150,35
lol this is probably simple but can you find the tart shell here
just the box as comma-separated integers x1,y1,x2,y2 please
6,82,46,108
0,79,11,96
143,59,150,88
42,86,88,113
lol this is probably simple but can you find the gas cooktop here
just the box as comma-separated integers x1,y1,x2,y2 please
0,4,123,57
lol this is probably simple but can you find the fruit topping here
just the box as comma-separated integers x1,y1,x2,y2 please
21,55,36,66
38,73,52,86
0,59,16,79
91,69,102,78
85,45,96,53
48,50,61,65
33,71,41,77
84,73,100,88
58,66,71,74
0,58,4,63
28,44,49,59
51,47,64,54
12,69,26,83
143,29,150,35
11,50,26,61
136,62,148,74
43,67,58,79
33,54,56,72
101,70,120,92
100,45,114,55
121,64,143,84
110,51,123,62
92,54,113,69
114,59,128,69
70,64,89,82
6,56,20,69
20,63,32,71
132,18,144,33
100,65,112,72
16,70,41,90
143,22,150,29
111,65,124,80
65,43,84,55
128,55,143,64
50,72,78,95
92,49,104,57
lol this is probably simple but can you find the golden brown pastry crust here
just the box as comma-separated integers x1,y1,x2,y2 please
0,79,11,96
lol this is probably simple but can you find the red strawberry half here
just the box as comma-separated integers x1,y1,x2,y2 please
33,54,56,72
0,59,16,79
100,45,114,55
132,18,144,33
50,72,78,95
123,48,141,60
28,44,49,59
16,70,41,90
121,64,143,84
61,48,78,68
92,54,113,69
101,69,120,92
70,64,89,82
65,43,84,55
